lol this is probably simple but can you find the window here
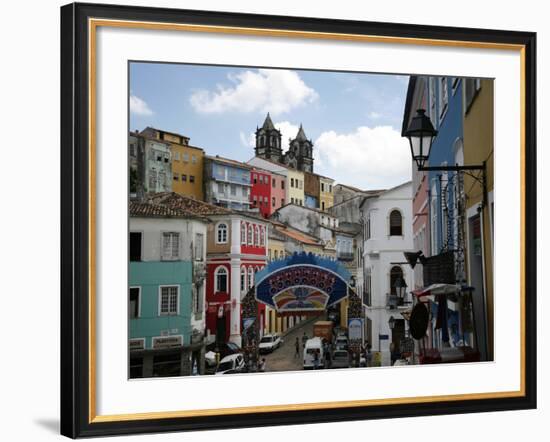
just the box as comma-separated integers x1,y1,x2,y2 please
272,197,276,207
291,178,295,187
321,182,325,192
389,210,403,236
181,174,187,182
191,155,197,164
159,286,179,315
390,266,404,296
129,143,136,157
192,284,202,314
366,214,371,240
260,227,265,246
439,77,449,121
230,184,237,196
157,155,162,162
253,174,257,184
161,232,179,260
174,152,180,161
183,152,189,162
215,267,228,293
216,223,228,243
329,185,332,193
281,199,285,206
321,201,325,211
274,250,278,259
194,233,204,260
190,175,195,183
241,223,247,244
217,183,224,194
291,197,295,204
241,267,246,292
255,225,260,246
248,224,253,244
248,266,254,289
465,78,482,112
281,181,285,190
130,232,142,261
173,174,179,181
272,178,276,188
242,187,248,197
129,287,140,318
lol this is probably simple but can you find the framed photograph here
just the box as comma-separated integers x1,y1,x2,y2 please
60,2,537,438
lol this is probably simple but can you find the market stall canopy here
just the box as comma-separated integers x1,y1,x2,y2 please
412,283,462,302
254,252,351,313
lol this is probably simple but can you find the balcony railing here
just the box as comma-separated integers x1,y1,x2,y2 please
337,252,355,261
386,294,411,309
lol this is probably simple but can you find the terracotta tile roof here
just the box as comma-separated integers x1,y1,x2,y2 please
129,201,209,221
145,192,231,216
205,155,252,170
276,226,321,246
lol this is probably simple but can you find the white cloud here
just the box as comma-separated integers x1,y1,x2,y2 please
314,126,411,189
368,111,382,120
240,131,255,148
190,69,318,116
130,94,153,116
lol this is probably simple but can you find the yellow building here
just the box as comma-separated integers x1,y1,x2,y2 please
286,169,305,206
319,176,335,211
463,78,494,361
141,127,204,200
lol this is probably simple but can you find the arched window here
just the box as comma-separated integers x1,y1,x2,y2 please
248,266,254,289
274,250,278,259
247,223,253,245
240,266,246,292
260,227,265,246
215,266,228,293
389,210,403,236
390,266,404,295
216,223,228,243
241,222,247,245
255,225,260,246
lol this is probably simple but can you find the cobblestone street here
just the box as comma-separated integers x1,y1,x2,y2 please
262,316,320,372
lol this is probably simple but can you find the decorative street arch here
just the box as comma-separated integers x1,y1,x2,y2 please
254,252,351,313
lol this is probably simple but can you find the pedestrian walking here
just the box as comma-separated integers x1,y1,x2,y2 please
313,349,320,370
258,358,266,372
302,331,308,349
294,337,300,358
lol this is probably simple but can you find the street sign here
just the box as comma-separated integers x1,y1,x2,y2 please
379,334,389,340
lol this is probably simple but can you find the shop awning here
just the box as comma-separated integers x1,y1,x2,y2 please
412,283,462,302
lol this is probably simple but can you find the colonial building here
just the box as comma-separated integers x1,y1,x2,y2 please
463,78,494,361
249,167,286,218
304,171,320,209
141,127,204,201
272,203,339,244
359,181,414,366
254,113,314,173
319,175,335,211
144,192,268,347
129,131,172,196
128,200,208,378
203,155,252,211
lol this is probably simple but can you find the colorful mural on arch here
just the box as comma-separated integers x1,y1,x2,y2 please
254,252,351,312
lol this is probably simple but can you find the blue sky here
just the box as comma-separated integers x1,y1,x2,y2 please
130,62,411,189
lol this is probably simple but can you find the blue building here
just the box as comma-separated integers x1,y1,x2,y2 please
203,155,252,210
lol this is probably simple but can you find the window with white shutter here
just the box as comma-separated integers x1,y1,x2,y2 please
159,286,179,315
161,232,179,260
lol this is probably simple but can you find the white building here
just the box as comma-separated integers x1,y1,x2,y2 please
360,181,414,366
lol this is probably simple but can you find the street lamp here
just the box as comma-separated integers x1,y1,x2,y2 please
394,277,408,299
403,109,437,169
388,315,396,330
403,108,487,207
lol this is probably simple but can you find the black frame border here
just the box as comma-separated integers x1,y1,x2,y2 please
60,2,537,438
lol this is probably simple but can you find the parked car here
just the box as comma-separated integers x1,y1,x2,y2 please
205,341,242,367
334,335,349,351
258,334,283,354
215,354,246,375
331,349,351,369
303,337,325,369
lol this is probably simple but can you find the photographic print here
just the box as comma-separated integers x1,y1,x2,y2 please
61,4,536,436
128,63,494,378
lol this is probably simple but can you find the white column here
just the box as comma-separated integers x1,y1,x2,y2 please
230,218,241,255
228,258,242,346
